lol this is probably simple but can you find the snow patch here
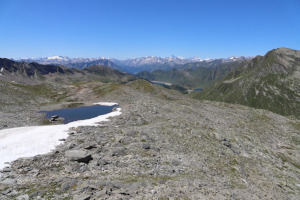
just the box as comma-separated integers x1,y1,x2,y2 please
95,102,118,106
0,104,121,170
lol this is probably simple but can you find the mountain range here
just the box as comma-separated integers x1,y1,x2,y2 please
15,55,250,74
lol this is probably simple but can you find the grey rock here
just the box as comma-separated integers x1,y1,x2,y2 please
118,189,131,196
79,185,98,193
111,148,126,157
2,188,12,195
141,142,151,150
125,130,138,137
79,165,90,173
95,190,107,197
51,115,59,119
29,190,46,198
84,145,97,150
16,194,29,200
151,189,157,194
73,194,91,200
2,167,12,172
50,115,59,122
68,131,75,135
65,150,93,163
61,179,78,192
223,141,232,148
1,178,17,185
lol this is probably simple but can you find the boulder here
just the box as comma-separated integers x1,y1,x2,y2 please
141,143,151,150
73,194,91,200
50,115,59,122
2,167,12,172
110,148,126,157
16,194,29,200
51,115,59,119
65,150,93,164
0,178,17,185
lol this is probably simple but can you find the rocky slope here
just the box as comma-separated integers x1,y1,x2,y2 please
0,79,299,199
194,47,300,119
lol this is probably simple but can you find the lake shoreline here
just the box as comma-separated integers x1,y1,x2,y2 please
0,103,121,170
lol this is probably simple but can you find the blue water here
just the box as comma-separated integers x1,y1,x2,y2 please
194,88,203,91
153,82,166,86
151,82,170,86
39,105,118,124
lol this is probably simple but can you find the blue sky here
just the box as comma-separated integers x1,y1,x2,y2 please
0,0,299,59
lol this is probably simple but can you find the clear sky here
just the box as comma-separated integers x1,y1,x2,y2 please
0,0,299,59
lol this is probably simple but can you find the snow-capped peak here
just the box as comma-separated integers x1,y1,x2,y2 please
189,57,203,61
46,56,68,60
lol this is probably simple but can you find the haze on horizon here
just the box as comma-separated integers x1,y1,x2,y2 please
0,0,299,59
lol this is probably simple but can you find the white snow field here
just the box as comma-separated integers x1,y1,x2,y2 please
95,102,118,106
0,103,121,170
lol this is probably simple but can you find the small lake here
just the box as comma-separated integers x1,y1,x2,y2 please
39,104,118,124
194,88,203,91
151,81,172,86
153,82,165,86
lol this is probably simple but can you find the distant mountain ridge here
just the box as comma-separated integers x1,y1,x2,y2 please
111,56,249,73
14,55,250,74
0,58,135,84
16,56,124,72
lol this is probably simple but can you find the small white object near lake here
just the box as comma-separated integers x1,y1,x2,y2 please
0,103,121,170
151,81,172,86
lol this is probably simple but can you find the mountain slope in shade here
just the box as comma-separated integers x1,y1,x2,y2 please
0,58,135,84
194,47,300,118
16,57,125,73
136,62,241,89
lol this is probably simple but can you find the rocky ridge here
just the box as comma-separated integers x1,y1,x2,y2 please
0,80,299,199
194,47,300,119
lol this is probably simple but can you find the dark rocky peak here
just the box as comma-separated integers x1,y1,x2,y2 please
0,58,71,77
